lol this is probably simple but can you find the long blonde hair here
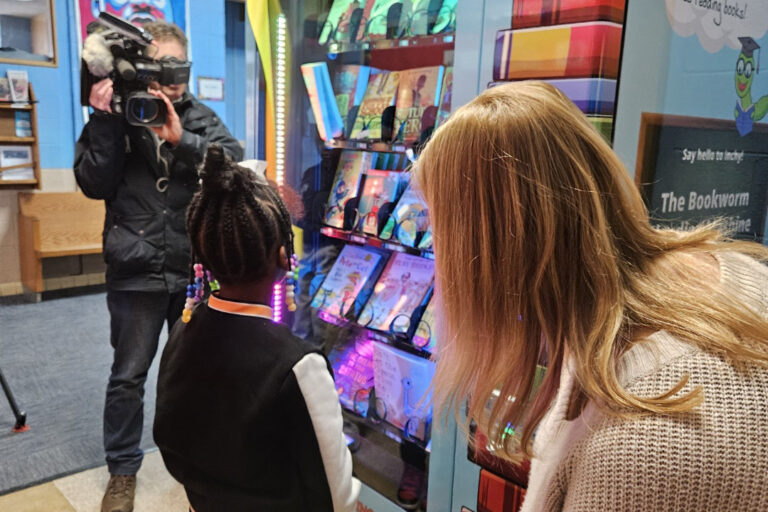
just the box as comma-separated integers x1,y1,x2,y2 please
417,81,768,459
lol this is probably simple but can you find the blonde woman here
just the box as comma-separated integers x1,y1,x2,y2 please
417,81,768,511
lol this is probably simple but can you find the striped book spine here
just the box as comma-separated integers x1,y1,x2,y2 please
301,64,329,141
493,21,623,81
512,0,626,29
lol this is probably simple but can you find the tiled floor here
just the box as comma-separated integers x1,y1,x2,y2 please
0,451,189,511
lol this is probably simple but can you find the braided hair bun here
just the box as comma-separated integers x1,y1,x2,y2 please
186,145,295,285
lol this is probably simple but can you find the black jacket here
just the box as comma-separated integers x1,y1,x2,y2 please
154,295,359,511
74,93,242,292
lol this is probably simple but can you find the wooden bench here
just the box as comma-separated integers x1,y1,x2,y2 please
18,191,105,298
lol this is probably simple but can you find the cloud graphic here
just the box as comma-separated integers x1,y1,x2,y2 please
666,0,768,53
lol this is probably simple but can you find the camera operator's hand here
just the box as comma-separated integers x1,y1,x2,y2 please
89,78,114,113
148,89,182,146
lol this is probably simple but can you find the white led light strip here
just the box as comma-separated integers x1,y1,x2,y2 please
273,13,287,322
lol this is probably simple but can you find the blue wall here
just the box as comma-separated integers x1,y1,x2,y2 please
0,0,80,169
0,0,239,169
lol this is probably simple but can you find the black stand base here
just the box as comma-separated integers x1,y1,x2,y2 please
0,367,28,433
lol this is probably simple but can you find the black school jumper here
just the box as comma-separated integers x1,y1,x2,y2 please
154,294,359,511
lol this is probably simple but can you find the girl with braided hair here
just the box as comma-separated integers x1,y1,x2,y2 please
153,145,360,512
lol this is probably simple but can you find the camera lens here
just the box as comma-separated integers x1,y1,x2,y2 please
129,97,160,124
124,91,166,127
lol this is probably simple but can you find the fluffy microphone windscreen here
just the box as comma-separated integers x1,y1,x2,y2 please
82,33,114,78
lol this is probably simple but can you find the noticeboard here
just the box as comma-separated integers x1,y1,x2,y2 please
635,113,768,241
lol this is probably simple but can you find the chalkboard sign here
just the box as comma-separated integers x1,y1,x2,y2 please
636,113,768,241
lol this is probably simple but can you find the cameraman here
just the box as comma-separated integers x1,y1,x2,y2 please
74,20,242,512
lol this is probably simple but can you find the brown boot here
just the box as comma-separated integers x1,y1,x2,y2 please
101,474,136,512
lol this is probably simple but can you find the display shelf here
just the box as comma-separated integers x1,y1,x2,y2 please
344,408,430,453
0,103,33,111
326,138,409,153
0,136,35,143
320,226,433,258
0,179,38,189
317,309,433,361
327,33,454,56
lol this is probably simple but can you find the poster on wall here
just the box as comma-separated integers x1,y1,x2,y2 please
665,0,768,137
77,0,188,46
636,113,768,241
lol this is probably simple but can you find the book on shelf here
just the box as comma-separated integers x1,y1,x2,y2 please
412,297,436,353
366,0,406,40
319,0,373,45
357,169,407,235
301,62,344,141
0,78,10,102
310,244,386,319
14,111,32,137
357,252,434,333
379,181,429,247
374,152,410,171
332,65,374,136
493,21,623,81
0,145,34,181
324,150,373,229
431,0,457,34
327,335,376,411
350,70,401,141
372,340,435,441
512,0,626,29
394,66,444,144
402,0,444,36
435,66,453,128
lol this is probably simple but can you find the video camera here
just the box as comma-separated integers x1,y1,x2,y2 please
80,12,191,127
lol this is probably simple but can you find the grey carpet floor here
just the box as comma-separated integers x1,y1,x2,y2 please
0,292,167,495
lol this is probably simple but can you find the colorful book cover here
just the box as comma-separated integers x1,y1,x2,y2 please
394,66,444,144
431,0,457,34
435,66,453,128
332,65,373,134
14,111,32,137
358,252,434,333
488,78,616,116
412,298,436,353
0,145,34,181
366,0,404,40
310,245,384,318
493,22,623,81
319,0,371,45
357,169,405,235
379,181,429,247
512,0,626,29
327,336,376,411
350,71,401,140
301,62,344,141
372,341,435,440
324,150,373,228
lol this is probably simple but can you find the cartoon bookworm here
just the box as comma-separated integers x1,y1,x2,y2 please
735,36,768,137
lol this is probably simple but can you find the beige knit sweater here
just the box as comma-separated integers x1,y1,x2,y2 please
520,252,768,512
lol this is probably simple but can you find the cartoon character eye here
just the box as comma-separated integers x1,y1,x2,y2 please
745,61,753,79
737,58,745,75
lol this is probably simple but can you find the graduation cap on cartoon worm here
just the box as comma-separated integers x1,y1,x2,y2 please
734,36,768,137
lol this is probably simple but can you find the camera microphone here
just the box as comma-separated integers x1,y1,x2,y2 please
114,58,137,81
